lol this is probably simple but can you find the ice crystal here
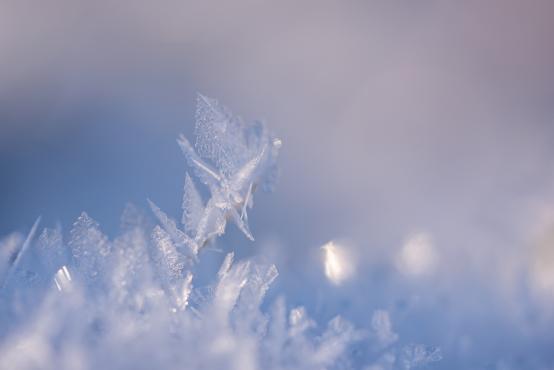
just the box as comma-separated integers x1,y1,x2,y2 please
195,94,261,178
0,95,440,370
37,227,65,274
181,173,204,237
177,94,281,245
69,212,111,283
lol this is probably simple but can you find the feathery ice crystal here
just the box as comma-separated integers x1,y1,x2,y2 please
0,95,440,369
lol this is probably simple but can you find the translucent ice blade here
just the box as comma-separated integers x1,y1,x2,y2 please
151,226,186,284
213,258,250,320
177,134,221,189
37,226,66,275
195,94,232,161
171,271,193,311
217,252,234,279
1,217,41,290
229,207,254,241
240,182,253,222
181,173,204,237
0,232,24,284
235,263,278,311
193,198,227,248
148,199,198,256
195,94,250,176
230,144,267,193
68,212,111,283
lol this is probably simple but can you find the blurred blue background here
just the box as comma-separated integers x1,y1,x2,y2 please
2,0,554,367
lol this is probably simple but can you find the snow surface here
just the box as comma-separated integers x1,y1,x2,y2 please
0,97,440,370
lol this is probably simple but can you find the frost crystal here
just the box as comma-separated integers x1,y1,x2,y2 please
177,94,281,245
69,212,110,283
148,199,198,257
181,173,204,237
0,95,439,370
195,94,256,177
151,225,187,283
37,226,66,275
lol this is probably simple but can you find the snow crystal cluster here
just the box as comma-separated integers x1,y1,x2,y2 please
0,95,440,369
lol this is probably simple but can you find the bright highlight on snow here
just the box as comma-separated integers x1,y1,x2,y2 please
321,241,354,285
395,232,437,277
53,265,72,292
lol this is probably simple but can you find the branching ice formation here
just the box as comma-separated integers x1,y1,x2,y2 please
0,95,440,369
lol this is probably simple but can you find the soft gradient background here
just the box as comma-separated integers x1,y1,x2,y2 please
2,1,554,368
